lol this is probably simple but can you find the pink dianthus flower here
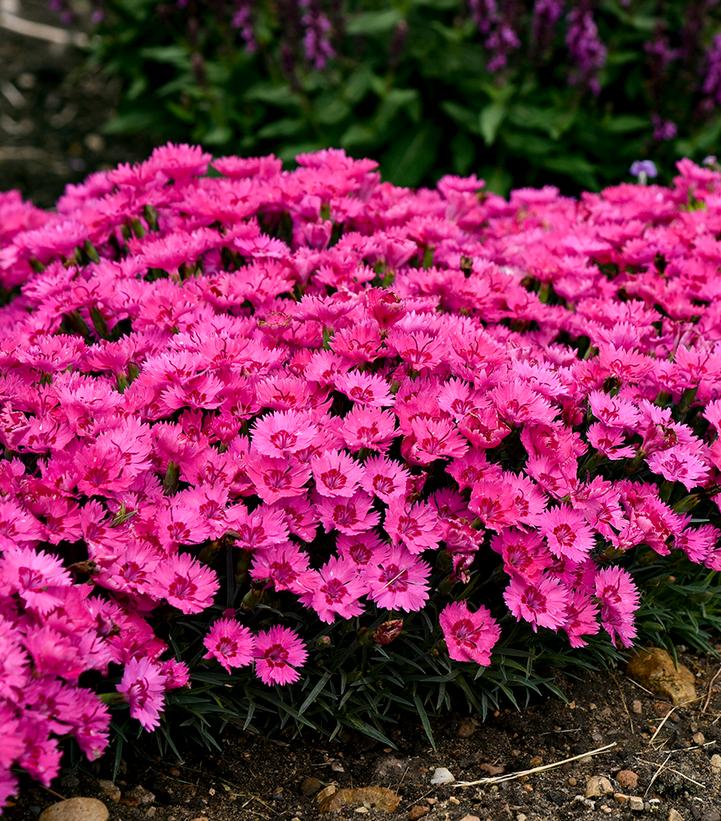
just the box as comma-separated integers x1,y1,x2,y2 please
254,626,307,686
439,601,501,666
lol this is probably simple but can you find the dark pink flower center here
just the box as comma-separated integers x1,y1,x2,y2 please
320,468,346,490
264,643,289,668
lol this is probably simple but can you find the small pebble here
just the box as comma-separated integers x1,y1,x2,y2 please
84,134,105,153
408,806,430,820
97,780,121,802
586,775,613,797
629,795,644,811
125,786,155,806
668,809,685,821
567,777,577,787
517,814,527,821
430,768,454,785
456,718,476,738
449,796,460,805
459,816,481,821
616,770,639,791
632,699,643,715
693,732,706,745
711,753,721,772
355,808,369,815
17,72,36,90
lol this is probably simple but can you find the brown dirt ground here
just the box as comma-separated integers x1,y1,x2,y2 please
8,650,721,821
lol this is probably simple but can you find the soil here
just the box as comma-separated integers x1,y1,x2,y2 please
7,650,721,821
0,0,150,207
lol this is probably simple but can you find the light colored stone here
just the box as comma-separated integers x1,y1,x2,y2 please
629,796,645,811
39,798,109,821
627,648,696,705
459,816,481,821
632,699,643,715
430,767,454,785
693,732,706,745
711,753,721,772
668,809,685,821
315,785,338,804
586,775,614,797
408,806,430,820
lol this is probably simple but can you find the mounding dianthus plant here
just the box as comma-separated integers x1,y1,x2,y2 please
3,146,721,809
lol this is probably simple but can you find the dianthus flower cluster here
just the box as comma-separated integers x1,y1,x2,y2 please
2,146,721,810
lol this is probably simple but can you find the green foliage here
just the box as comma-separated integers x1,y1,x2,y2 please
84,0,721,193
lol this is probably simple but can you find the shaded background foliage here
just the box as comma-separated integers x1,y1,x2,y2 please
56,0,721,193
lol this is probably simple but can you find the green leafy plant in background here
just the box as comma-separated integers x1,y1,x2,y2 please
59,0,721,193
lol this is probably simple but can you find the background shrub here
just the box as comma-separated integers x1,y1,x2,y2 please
55,0,721,192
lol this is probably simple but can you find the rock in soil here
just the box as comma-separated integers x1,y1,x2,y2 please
408,805,430,820
300,776,324,797
456,718,477,738
585,775,613,797
39,797,109,821
616,769,639,791
627,647,697,705
123,785,155,806
319,786,401,813
430,767,454,785
96,780,120,802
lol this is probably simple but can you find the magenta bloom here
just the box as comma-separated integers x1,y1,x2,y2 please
311,450,364,498
149,553,219,614
367,545,431,612
504,576,569,631
203,618,255,673
540,506,595,562
310,556,365,623
0,546,72,615
385,499,443,554
594,566,639,648
252,410,318,458
439,602,501,666
254,626,307,686
117,657,166,731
